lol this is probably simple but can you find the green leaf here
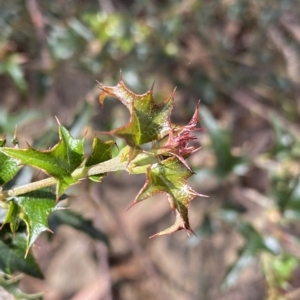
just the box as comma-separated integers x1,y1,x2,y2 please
130,157,207,237
0,54,28,94
11,190,58,253
48,210,109,245
0,274,43,300
0,137,6,147
2,201,20,233
99,79,174,146
85,137,114,182
270,254,299,286
221,245,255,289
0,138,21,186
0,232,43,279
222,223,281,289
1,125,84,196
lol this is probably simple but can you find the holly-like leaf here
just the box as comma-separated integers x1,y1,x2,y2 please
98,79,137,109
85,137,114,182
0,274,43,300
2,201,20,234
129,157,207,237
0,137,21,186
99,79,174,146
0,232,43,278
0,125,84,196
48,210,109,245
0,189,56,254
10,190,58,254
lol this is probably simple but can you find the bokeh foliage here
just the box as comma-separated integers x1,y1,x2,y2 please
1,0,300,299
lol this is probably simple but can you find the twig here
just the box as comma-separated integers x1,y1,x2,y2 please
98,0,114,13
229,88,300,141
94,186,167,300
25,0,52,70
267,26,300,114
240,188,273,209
285,288,300,300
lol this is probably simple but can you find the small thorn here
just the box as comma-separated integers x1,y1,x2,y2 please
186,227,198,238
149,233,159,239
54,116,61,125
126,201,137,211
12,125,19,147
95,79,103,89
119,69,123,81
13,125,18,136
150,81,155,93
195,192,209,198
25,248,29,258
47,228,54,234
171,86,177,96
83,129,88,137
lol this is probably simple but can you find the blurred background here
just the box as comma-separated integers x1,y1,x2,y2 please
1,0,300,299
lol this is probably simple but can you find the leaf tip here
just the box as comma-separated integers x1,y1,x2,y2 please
54,116,61,126
150,81,155,93
25,141,32,149
172,86,177,96
195,192,209,198
83,128,89,137
99,92,109,106
47,227,54,234
24,247,30,259
12,125,19,147
126,201,137,211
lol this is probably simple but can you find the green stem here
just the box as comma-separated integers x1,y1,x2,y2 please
0,155,127,201
0,148,154,202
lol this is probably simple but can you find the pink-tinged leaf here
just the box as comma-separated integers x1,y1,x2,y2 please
129,157,207,238
98,80,137,109
149,210,196,238
98,80,174,146
155,101,204,170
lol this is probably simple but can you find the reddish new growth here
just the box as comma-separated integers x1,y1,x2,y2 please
97,78,208,238
161,101,203,171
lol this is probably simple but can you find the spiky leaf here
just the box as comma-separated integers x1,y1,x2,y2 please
0,137,21,186
130,157,207,237
8,190,58,253
0,274,43,300
99,80,173,146
85,137,114,182
0,232,43,278
2,201,20,233
0,126,84,195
